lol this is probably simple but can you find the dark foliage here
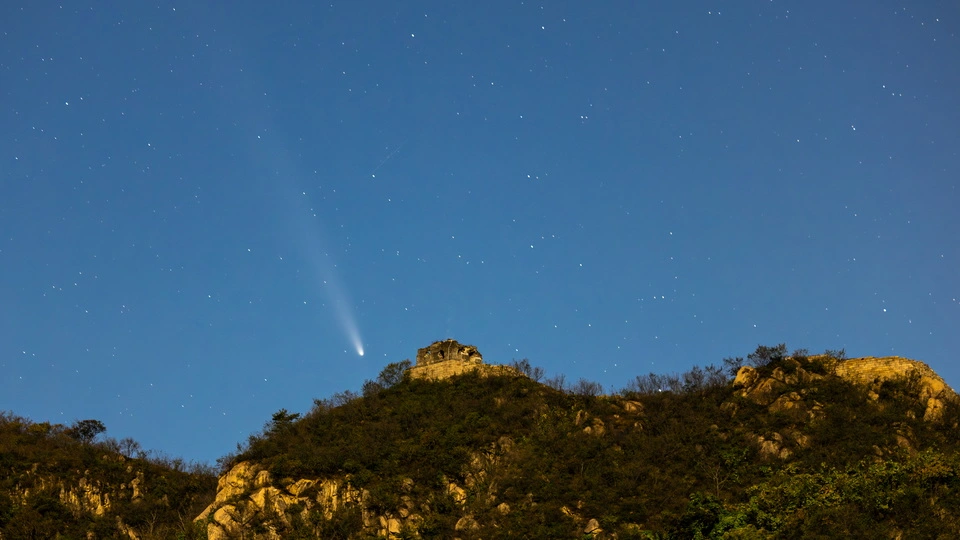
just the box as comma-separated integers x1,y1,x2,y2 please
510,358,545,382
66,419,106,443
748,343,788,369
6,344,959,538
0,412,216,539
228,345,960,538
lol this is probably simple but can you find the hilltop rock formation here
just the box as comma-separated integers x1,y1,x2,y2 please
835,356,955,420
407,339,517,381
734,355,956,422
731,355,958,459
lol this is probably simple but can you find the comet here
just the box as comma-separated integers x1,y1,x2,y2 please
314,252,365,358
284,188,365,358
247,114,366,357
334,289,365,357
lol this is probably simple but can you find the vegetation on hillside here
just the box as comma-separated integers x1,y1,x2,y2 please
221,346,960,538
4,345,960,538
0,413,216,539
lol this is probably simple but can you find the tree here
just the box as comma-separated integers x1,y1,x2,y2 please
747,344,787,368
118,437,142,458
571,378,603,397
377,360,412,388
682,366,706,392
362,379,384,397
268,409,301,434
545,373,566,391
68,419,106,443
823,348,847,360
510,359,545,382
723,356,745,376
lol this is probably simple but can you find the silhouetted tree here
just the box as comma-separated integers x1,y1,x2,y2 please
545,373,566,391
67,419,105,443
747,344,787,368
267,409,301,435
571,378,603,397
510,358,545,382
823,348,847,360
377,360,412,388
723,356,745,375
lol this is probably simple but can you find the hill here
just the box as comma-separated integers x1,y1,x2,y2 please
200,342,960,539
3,340,960,539
0,413,215,538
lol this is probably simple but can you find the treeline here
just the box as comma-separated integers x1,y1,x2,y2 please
512,344,848,397
0,412,215,475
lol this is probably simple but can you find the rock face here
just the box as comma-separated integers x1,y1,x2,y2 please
732,355,958,459
196,461,370,540
196,453,511,539
11,455,189,540
735,356,955,415
834,357,955,420
198,437,611,539
407,339,516,381
18,473,114,520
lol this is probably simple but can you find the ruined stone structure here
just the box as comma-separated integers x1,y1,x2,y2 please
417,339,484,366
407,339,516,381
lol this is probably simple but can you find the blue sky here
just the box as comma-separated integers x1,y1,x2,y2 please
2,1,957,464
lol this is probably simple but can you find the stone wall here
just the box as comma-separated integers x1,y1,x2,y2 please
407,340,518,381
414,340,483,366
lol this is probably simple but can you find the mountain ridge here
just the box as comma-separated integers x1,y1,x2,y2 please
3,342,960,539
195,343,960,539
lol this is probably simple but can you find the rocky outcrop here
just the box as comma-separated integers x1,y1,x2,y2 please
195,433,620,539
407,339,518,381
196,462,375,540
731,356,958,460
733,362,826,408
734,356,956,420
198,438,527,539
12,457,167,540
834,357,955,420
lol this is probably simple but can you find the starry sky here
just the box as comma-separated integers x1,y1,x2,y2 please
2,1,958,465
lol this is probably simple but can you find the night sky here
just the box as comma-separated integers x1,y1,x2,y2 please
2,1,957,465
